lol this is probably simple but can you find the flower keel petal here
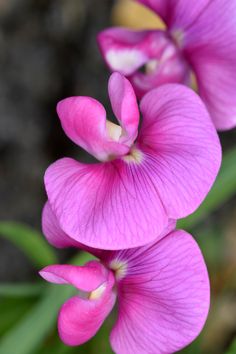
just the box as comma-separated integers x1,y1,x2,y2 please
58,272,116,346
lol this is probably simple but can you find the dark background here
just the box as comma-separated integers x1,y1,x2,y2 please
0,0,114,281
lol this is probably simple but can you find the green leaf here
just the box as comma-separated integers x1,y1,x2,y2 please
178,146,236,230
225,337,236,354
0,252,95,354
35,335,87,354
0,298,36,336
0,283,45,297
0,222,57,267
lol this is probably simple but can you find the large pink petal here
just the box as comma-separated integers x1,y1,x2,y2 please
56,95,129,162
58,271,116,346
45,157,168,250
39,261,108,292
183,0,236,130
110,230,210,354
191,57,236,130
98,28,169,75
138,84,221,219
136,0,209,30
183,0,236,51
108,73,139,145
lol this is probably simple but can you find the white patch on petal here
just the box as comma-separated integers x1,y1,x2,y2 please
106,121,122,142
161,45,176,62
89,283,106,300
106,49,146,75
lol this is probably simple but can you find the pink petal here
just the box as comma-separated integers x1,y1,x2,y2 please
108,73,139,145
138,84,221,219
136,0,209,30
98,28,190,99
183,0,236,130
45,157,168,250
98,28,169,75
99,218,176,265
98,28,150,75
58,271,116,346
42,201,103,257
56,95,129,161
110,230,210,354
191,57,236,130
129,53,189,99
39,261,108,292
42,202,80,248
43,201,106,259
45,84,221,249
183,0,236,50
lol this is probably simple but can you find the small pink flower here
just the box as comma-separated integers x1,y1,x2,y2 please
39,217,210,354
98,0,236,130
44,73,221,250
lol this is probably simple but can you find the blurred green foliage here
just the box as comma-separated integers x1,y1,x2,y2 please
0,223,57,267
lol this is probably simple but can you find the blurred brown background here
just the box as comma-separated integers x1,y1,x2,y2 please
0,0,114,281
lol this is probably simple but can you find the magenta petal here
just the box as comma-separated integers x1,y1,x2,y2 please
42,202,81,248
98,28,150,75
108,73,139,145
183,0,236,51
42,201,104,257
110,230,210,354
45,157,168,249
136,0,210,29
138,84,221,219
39,261,108,292
58,272,116,346
98,28,170,76
99,219,176,265
136,0,209,29
56,95,129,161
98,27,190,99
191,58,236,130
184,0,236,130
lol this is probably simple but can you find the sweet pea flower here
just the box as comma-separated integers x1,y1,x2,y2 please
98,0,236,130
44,72,221,250
39,217,210,354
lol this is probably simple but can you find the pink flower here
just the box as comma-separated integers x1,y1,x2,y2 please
98,0,236,130
39,218,210,354
44,73,221,250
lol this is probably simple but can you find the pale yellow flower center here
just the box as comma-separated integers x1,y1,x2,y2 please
123,146,143,164
109,259,128,280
